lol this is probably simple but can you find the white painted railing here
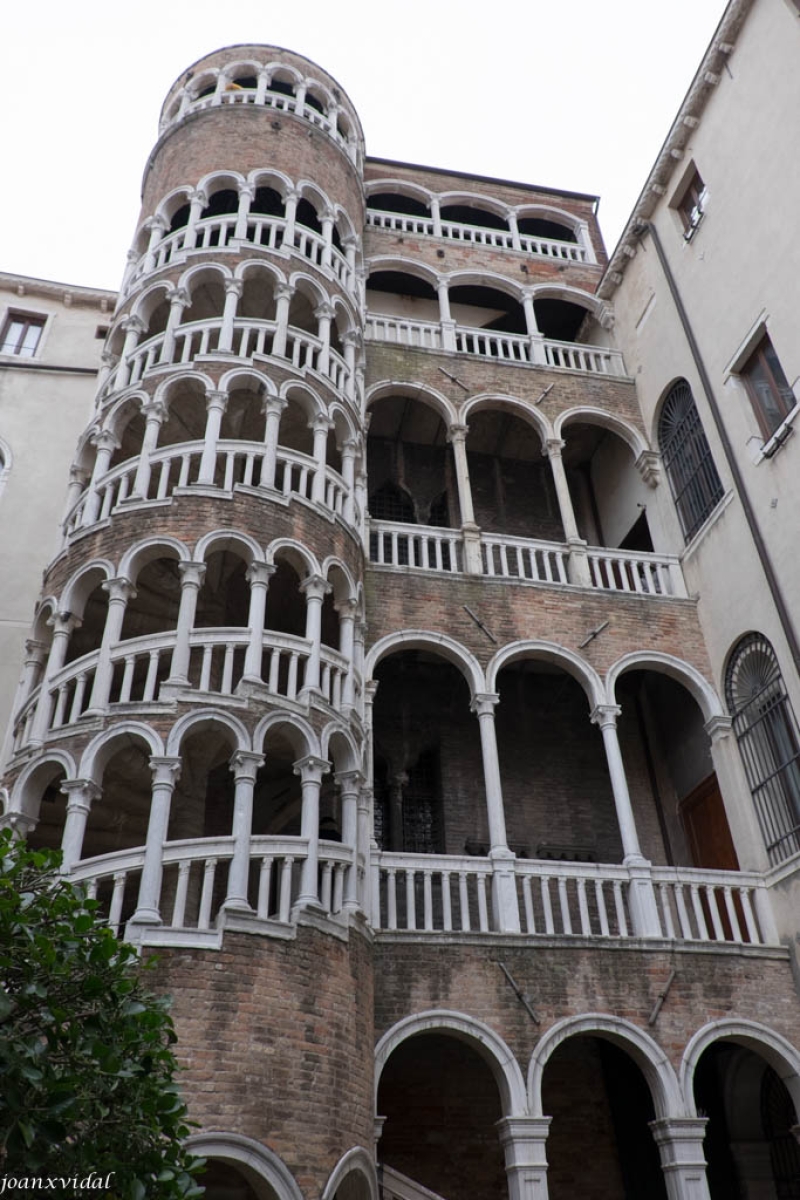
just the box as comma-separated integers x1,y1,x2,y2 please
12,630,354,750
482,534,569,584
366,209,589,262
380,1167,449,1200
112,318,350,395
368,521,463,572
70,836,353,936
364,315,626,377
587,547,687,598
63,442,349,535
372,853,777,946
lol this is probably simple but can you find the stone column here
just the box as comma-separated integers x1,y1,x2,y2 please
294,755,330,906
437,277,456,350
86,578,136,713
218,279,243,353
197,388,228,485
272,284,294,358
320,209,335,269
255,70,269,105
363,679,378,791
471,693,520,934
30,614,78,744
283,190,299,247
337,770,363,911
59,780,100,872
131,399,167,499
341,437,357,524
223,751,265,911
234,181,255,241
342,329,360,402
300,574,332,696
342,233,358,279
130,757,183,924
81,430,119,527
17,639,47,709
448,422,482,575
430,196,443,238
183,190,207,250
260,395,288,489
314,302,334,376
591,704,661,937
649,1118,711,1200
337,599,358,711
241,563,276,683
521,290,547,364
507,211,522,252
165,562,206,686
114,315,146,389
357,787,372,917
160,288,189,364
545,438,591,586
143,216,168,273
310,416,333,504
497,1117,552,1200
120,248,140,294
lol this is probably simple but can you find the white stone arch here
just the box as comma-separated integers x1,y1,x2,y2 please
331,293,358,336
102,390,149,442
60,559,116,615
153,369,216,409
681,1019,800,1119
118,536,190,583
288,268,330,309
528,282,604,316
130,281,173,327
302,75,337,115
365,631,485,698
153,185,195,228
365,178,435,208
177,260,233,298
165,708,251,758
365,380,458,429
322,556,357,604
322,1147,378,1200
555,405,649,461
218,366,278,399
327,400,359,447
248,167,294,199
438,191,512,221
512,203,584,238
235,257,287,289
528,1013,683,1120
187,68,220,102
218,59,263,87
0,433,13,501
332,202,357,243
193,528,265,567
280,378,327,422
365,255,441,290
446,268,524,301
375,1010,528,1117
266,537,321,578
461,392,552,445
265,60,303,88
606,651,721,723
487,640,604,710
321,724,361,774
253,711,320,760
195,168,246,199
186,1132,304,1200
79,722,164,784
10,749,78,817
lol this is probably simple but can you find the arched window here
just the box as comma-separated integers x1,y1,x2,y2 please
725,633,800,864
658,380,724,540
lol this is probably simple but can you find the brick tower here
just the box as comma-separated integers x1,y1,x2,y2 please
3,29,800,1200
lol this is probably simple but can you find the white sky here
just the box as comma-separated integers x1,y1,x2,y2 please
3,0,727,293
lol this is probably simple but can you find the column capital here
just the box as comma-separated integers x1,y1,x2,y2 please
238,181,256,200
60,778,101,810
342,328,362,348
300,574,332,601
144,214,169,234
120,314,147,335
274,282,295,302
447,422,470,445
341,436,358,455
293,755,331,783
590,703,621,730
336,769,364,795
545,436,566,458
178,560,207,588
140,398,168,423
308,414,334,435
364,679,379,702
90,428,119,453
224,278,244,298
314,302,335,321
704,714,733,743
48,611,80,637
24,638,48,660
189,187,207,206
262,394,289,417
230,750,265,780
168,286,190,308
102,576,136,605
471,692,500,717
149,756,182,787
1,810,37,837
436,275,452,290
204,388,229,412
342,232,359,250
246,562,277,587
636,449,662,488
335,597,359,620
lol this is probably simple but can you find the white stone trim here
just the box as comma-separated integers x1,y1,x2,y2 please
164,708,251,757
185,1131,304,1200
486,640,604,708
365,631,486,698
78,721,165,784
679,1018,800,1118
322,1146,379,1200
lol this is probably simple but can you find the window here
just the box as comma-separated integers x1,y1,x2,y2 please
676,169,707,239
0,311,45,358
740,334,796,439
726,633,800,865
658,380,724,540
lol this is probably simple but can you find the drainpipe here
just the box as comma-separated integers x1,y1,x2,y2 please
644,221,800,675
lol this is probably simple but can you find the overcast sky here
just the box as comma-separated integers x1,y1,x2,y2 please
3,0,727,293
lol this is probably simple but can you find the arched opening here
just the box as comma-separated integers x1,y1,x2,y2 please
372,650,479,856
64,573,109,665
251,186,285,219
440,202,508,232
167,200,191,234
296,198,322,237
658,379,724,542
518,214,578,244
533,297,593,343
108,405,145,471
158,379,208,448
23,761,68,853
221,382,267,445
141,295,170,342
495,659,617,861
265,558,306,639
449,283,526,336
368,192,431,219
366,271,439,325
239,270,277,322
253,727,303,839
83,737,153,860
200,186,240,246
465,408,561,542
182,273,225,325
542,1035,668,1199
198,1159,272,1200
377,1031,506,1200
195,550,251,628
694,1041,800,1198
121,556,182,640
559,420,651,554
287,282,319,338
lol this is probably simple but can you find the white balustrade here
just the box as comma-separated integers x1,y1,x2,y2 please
587,547,687,598
543,338,626,376
366,210,589,262
455,326,531,362
368,521,464,573
515,860,632,938
482,534,569,584
366,210,435,237
373,853,494,933
364,314,442,350
651,866,769,946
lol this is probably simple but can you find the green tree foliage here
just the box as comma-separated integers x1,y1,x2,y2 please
0,829,204,1198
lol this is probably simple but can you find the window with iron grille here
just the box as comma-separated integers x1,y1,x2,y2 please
1,311,46,357
726,633,800,865
658,380,724,540
676,168,707,239
740,334,796,440
761,1065,800,1198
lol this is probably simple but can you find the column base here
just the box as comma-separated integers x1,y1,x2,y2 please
128,907,163,927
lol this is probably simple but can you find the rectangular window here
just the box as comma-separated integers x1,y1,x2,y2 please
677,169,707,239
741,334,795,439
0,311,46,358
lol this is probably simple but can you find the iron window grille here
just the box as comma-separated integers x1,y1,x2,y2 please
658,380,724,540
677,170,708,239
740,334,796,440
726,633,800,865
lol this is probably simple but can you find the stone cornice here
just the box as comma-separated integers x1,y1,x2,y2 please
0,271,117,310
